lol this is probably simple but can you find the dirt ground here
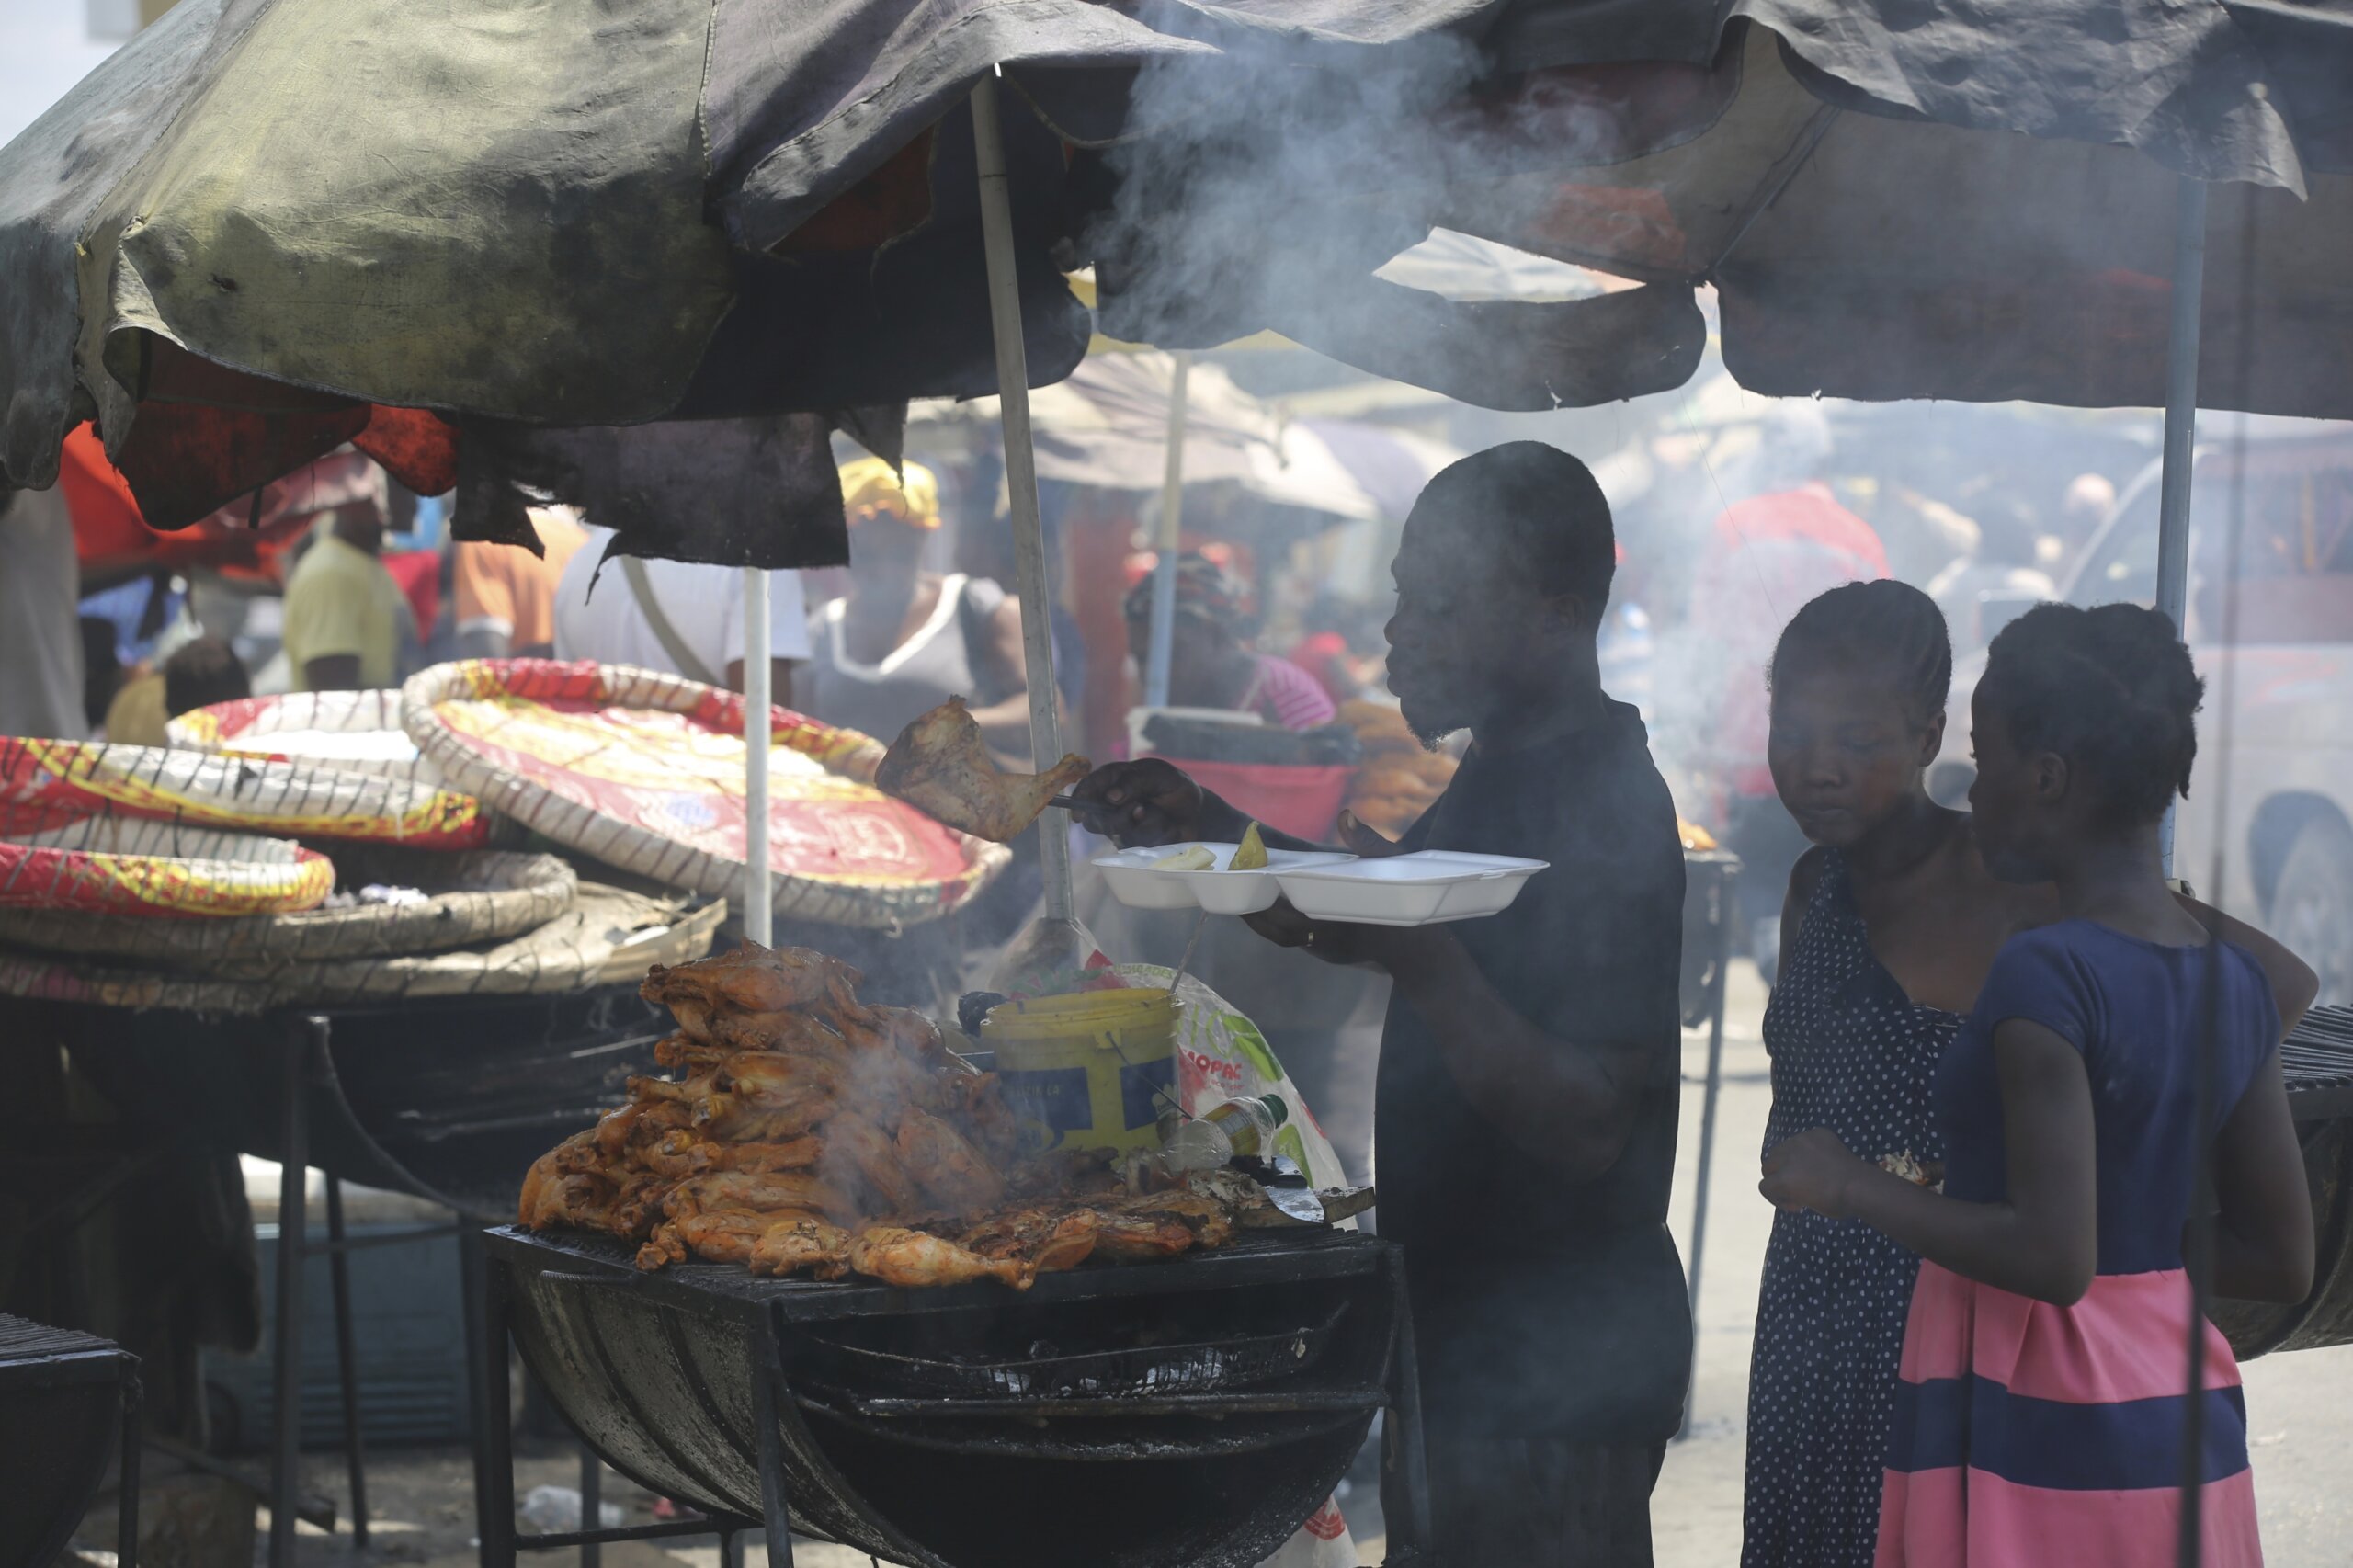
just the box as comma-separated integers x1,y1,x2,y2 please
67,963,2353,1568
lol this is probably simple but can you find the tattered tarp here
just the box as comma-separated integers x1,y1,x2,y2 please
1082,1,2353,417
4,0,2351,549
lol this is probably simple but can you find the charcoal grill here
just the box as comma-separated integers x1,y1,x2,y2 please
2212,1004,2353,1358
482,1225,1430,1568
6,981,679,1568
0,1314,141,1568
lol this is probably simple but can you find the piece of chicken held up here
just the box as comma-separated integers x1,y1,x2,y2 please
875,696,1089,843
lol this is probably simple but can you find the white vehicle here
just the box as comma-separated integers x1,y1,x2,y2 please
1932,419,2353,1000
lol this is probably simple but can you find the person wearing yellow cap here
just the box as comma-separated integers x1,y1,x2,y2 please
802,458,1036,756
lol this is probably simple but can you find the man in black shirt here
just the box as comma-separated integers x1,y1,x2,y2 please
1074,442,1689,1564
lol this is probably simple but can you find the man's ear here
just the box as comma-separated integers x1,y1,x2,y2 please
2031,749,2070,804
1543,591,1594,636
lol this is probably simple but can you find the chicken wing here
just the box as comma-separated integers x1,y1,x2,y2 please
846,1225,1034,1290
820,1113,926,1213
958,1208,1098,1273
663,1171,856,1224
640,1130,823,1179
875,697,1091,843
750,1218,852,1279
642,944,864,1039
895,1106,1006,1211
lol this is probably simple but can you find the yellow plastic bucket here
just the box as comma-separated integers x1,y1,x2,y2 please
982,987,1179,1153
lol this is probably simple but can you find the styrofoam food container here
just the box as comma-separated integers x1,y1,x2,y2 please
1272,851,1549,926
1094,843,1355,915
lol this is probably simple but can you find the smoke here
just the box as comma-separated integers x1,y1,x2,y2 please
1076,21,1707,406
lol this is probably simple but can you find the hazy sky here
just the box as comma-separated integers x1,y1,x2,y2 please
0,0,118,150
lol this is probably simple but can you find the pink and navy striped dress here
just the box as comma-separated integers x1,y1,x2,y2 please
1878,923,2279,1567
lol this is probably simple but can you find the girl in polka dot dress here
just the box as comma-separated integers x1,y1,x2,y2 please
1741,584,2314,1568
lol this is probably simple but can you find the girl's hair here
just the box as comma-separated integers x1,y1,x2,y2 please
1980,601,2203,824
1768,579,1953,729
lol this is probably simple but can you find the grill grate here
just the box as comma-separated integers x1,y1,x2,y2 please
2284,1005,2353,1091
0,1313,119,1367
797,1301,1349,1401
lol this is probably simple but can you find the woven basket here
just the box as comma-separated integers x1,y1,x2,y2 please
0,882,722,1015
168,689,440,784
0,738,484,847
0,848,575,961
403,659,1008,930
0,832,332,917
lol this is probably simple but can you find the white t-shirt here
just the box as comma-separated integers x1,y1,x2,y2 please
553,525,811,682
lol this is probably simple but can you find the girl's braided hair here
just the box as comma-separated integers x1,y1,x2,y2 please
1980,601,2203,825
1768,579,1953,730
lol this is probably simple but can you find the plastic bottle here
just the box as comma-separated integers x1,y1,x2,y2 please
1161,1094,1290,1172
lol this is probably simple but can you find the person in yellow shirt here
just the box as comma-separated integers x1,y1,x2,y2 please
281,507,413,691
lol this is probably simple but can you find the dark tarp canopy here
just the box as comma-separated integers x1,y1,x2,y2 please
2,0,2347,562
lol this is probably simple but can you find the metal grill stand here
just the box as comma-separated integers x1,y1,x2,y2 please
268,1016,471,1567
0,1314,142,1568
476,1227,1432,1568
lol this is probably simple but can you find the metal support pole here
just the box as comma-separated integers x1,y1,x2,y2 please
717,1530,740,1568
1143,353,1193,710
118,1369,142,1568
268,1017,321,1568
1382,1253,1433,1563
324,1174,369,1548
477,1251,517,1568
1678,862,1737,1440
752,1351,797,1568
577,1448,601,1568
460,1228,495,1568
971,71,1074,922
743,572,774,946
2154,173,2208,878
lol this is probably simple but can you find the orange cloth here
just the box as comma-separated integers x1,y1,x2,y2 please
453,507,589,651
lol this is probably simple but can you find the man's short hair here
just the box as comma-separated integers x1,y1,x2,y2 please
1412,442,1615,608
163,636,251,719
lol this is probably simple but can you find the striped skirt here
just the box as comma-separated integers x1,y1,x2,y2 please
1877,1262,2262,1567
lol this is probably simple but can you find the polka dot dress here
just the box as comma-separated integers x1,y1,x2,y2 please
1743,852,1957,1568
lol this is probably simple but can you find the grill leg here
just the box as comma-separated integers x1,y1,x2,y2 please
268,1017,321,1568
476,1244,517,1568
1382,1253,1433,1567
578,1445,601,1568
325,1174,370,1548
118,1368,142,1568
1678,864,1735,1441
752,1344,796,1568
717,1530,740,1568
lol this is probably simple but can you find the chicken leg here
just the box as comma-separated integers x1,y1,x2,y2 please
875,697,1090,843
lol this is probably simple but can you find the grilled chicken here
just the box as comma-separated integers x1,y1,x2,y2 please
821,1113,926,1214
750,1218,851,1279
874,697,1090,843
526,936,1261,1285
642,945,865,1040
896,1107,1006,1212
847,1225,1034,1290
958,1208,1098,1274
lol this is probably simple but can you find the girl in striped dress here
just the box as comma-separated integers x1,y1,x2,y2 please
1761,602,2316,1566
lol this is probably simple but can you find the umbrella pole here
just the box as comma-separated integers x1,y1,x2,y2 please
2154,172,2208,880
972,72,1074,922
743,572,773,945
1143,353,1193,709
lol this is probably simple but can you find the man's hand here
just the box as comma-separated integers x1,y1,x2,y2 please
1070,759,1235,846
1242,896,1424,971
1759,1128,1869,1218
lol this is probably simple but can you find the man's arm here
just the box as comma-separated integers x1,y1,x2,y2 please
723,659,796,711
1381,925,1651,1178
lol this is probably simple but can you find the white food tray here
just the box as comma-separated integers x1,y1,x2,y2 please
1273,851,1548,926
1093,843,1352,915
1095,846,1547,925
